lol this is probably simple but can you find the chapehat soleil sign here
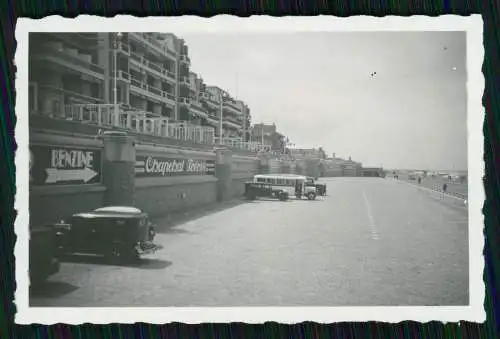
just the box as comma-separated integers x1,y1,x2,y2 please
135,155,215,177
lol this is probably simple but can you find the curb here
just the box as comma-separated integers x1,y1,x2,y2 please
398,180,468,209
429,184,467,200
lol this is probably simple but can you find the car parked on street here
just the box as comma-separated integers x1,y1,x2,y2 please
52,206,163,262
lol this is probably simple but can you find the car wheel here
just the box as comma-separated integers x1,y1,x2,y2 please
307,192,316,200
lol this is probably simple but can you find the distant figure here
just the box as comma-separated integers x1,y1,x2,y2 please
418,177,422,184
442,183,448,193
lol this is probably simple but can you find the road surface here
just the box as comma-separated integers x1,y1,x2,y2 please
30,177,469,307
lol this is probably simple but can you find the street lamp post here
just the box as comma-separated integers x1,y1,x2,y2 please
113,32,122,126
218,91,223,145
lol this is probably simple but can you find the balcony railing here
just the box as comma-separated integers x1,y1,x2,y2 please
223,119,241,130
61,104,215,144
224,115,242,125
130,78,176,104
38,102,269,152
129,33,177,59
129,51,176,82
64,104,119,126
113,70,131,83
115,42,131,55
188,101,209,119
34,47,104,79
179,97,191,106
200,92,210,101
38,84,103,106
214,137,270,152
180,76,190,86
179,54,190,64
223,100,243,114
204,115,219,126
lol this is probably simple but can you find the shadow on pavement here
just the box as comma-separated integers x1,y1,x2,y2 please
58,254,173,270
29,280,79,299
152,198,250,233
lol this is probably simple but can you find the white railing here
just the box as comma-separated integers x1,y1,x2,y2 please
214,137,270,152
129,33,177,59
180,54,190,64
64,104,119,126
116,42,130,55
113,70,130,82
63,104,215,144
129,51,176,81
59,104,276,150
223,120,241,130
130,78,176,103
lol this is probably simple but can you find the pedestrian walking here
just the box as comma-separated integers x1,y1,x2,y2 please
418,177,422,184
442,183,448,193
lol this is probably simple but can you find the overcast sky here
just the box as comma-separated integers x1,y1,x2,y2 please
181,31,467,170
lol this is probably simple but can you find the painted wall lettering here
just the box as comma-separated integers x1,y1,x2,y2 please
135,155,215,177
30,145,102,186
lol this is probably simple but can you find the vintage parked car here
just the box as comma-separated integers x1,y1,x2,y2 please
30,225,61,283
53,206,162,261
244,182,290,201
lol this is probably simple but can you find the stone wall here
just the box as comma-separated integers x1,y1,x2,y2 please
29,131,106,226
29,129,261,226
231,155,260,197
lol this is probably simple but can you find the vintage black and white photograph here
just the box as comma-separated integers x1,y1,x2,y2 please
15,16,484,324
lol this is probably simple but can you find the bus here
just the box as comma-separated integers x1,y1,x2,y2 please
252,174,318,200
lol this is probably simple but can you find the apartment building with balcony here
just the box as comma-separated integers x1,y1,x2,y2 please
343,158,362,176
288,148,325,160
29,32,191,118
251,123,287,152
198,85,250,140
28,32,257,149
29,33,108,116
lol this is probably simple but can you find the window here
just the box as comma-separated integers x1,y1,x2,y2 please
256,178,265,183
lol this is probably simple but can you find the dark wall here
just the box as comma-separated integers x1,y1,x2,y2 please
135,177,218,216
30,185,106,226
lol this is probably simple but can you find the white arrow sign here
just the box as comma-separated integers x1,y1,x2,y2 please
45,167,98,184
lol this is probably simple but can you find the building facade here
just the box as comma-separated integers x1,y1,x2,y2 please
251,123,286,152
288,148,323,160
28,32,251,144
343,157,363,177
203,86,250,140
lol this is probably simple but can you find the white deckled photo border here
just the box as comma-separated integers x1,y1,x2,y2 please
14,15,485,324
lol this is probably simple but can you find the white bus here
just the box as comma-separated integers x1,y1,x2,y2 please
252,174,318,200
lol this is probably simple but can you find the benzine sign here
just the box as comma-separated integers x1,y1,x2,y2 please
135,155,215,177
30,145,102,186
